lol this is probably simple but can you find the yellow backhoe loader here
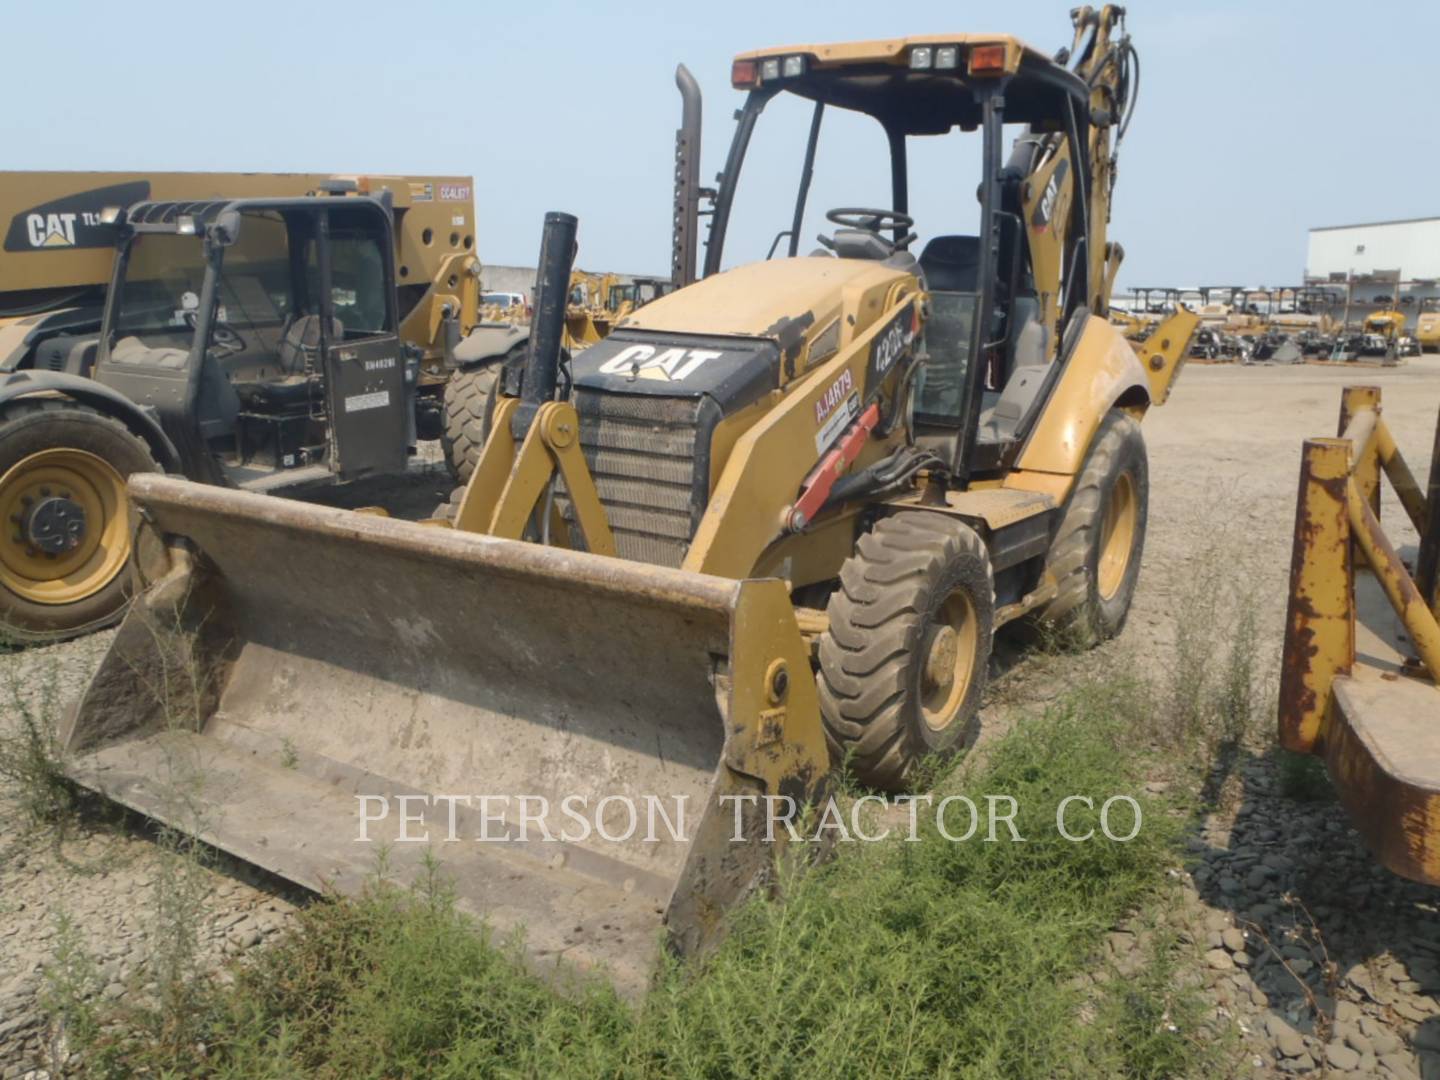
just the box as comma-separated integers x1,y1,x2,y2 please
1280,386,1440,885
0,171,522,641
62,7,1197,995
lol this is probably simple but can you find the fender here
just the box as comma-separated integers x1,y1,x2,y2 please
452,322,529,371
0,369,182,473
1004,308,1197,498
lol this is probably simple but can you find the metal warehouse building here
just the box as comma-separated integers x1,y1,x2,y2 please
1306,217,1440,303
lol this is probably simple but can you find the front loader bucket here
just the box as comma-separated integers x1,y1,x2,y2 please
62,474,829,996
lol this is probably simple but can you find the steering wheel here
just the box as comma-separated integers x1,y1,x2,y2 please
183,310,245,357
211,323,245,356
820,207,917,254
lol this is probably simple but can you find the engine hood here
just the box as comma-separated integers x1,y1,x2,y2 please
616,257,912,342
572,256,915,413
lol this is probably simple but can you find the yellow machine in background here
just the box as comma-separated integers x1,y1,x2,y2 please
1363,308,1407,345
0,171,491,641
1280,386,1440,885
563,270,624,349
1418,307,1440,353
63,8,1196,994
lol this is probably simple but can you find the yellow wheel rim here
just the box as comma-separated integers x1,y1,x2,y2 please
0,448,131,606
1097,473,1138,602
920,588,979,732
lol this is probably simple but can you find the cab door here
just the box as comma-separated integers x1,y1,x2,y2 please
317,204,410,480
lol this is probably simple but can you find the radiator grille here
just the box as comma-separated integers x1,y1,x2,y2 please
555,390,704,568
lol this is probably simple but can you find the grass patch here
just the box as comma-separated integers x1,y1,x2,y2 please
0,646,74,828
1276,749,1333,802
67,686,1214,1079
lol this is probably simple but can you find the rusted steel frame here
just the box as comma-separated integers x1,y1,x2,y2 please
1416,401,1440,617
1340,404,1382,512
1374,419,1429,538
1278,438,1354,753
1339,387,1382,515
1345,477,1440,681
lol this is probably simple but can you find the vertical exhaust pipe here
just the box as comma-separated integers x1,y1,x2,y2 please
512,211,578,440
672,65,702,289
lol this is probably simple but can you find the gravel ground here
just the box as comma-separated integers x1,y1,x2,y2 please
2,363,1439,1077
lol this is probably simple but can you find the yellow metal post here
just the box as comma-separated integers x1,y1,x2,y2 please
1339,386,1382,516
1279,438,1354,753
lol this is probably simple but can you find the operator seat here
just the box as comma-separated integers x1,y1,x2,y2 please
918,235,980,293
234,314,343,409
277,314,342,378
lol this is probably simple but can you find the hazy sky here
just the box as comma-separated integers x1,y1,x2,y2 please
6,1,1436,288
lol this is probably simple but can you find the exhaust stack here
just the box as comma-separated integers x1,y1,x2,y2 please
513,210,578,440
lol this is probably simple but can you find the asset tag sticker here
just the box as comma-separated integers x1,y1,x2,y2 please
344,390,390,413
815,392,860,454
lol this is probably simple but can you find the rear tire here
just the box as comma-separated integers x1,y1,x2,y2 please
1037,410,1148,647
0,399,160,644
818,512,994,792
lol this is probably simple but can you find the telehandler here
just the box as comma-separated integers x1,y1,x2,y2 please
0,172,522,641
62,7,1196,995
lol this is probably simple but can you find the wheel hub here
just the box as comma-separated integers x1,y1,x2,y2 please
24,494,88,555
1097,473,1138,601
920,591,979,732
0,447,130,605
923,625,959,695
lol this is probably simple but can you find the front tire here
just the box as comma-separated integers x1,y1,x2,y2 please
0,400,160,644
441,360,506,485
818,512,994,792
1038,410,1148,647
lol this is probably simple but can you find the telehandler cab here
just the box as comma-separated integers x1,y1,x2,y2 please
63,7,1197,995
0,173,517,641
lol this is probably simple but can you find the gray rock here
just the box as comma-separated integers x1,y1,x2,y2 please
1372,1032,1403,1055
1342,1026,1374,1056
1415,1025,1440,1053
1378,1050,1419,1080
1206,949,1235,972
1393,999,1433,1023
1326,1041,1360,1071
1266,1016,1306,1058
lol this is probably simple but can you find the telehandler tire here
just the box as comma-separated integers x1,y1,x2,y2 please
0,399,160,643
441,363,502,485
818,512,993,792
1039,410,1148,647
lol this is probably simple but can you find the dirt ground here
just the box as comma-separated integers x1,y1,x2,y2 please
2,358,1438,1077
